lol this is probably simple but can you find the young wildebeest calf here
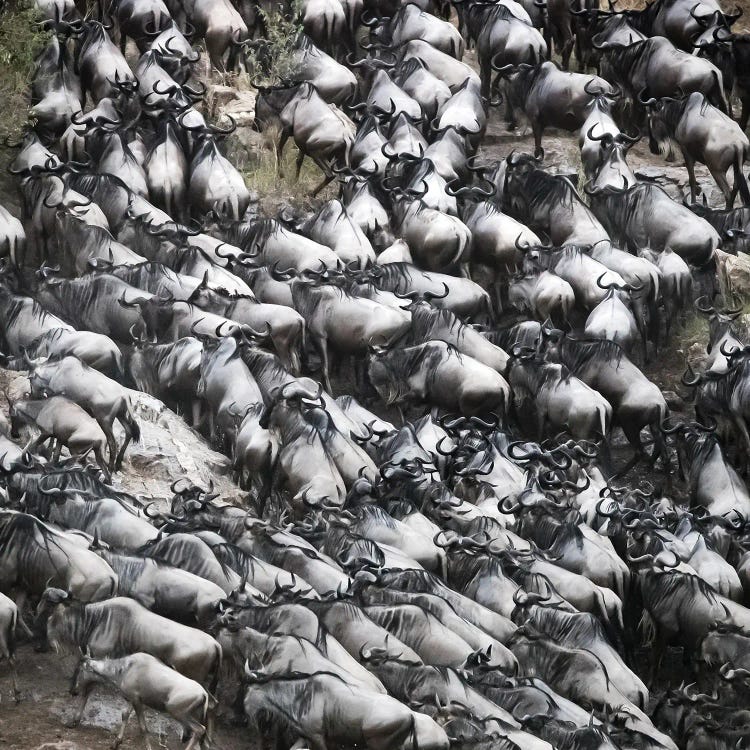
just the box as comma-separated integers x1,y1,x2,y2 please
26,356,140,472
9,396,110,478
71,653,214,750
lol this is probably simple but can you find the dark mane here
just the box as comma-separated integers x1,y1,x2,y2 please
241,347,291,390
357,503,398,530
375,343,462,404
513,169,582,214
66,171,132,202
599,36,652,74
0,512,69,571
658,95,693,135
522,605,609,651
44,275,125,317
396,57,427,81
407,304,466,343
556,336,626,374
100,550,160,584
697,354,750,407
640,570,720,609
371,262,424,292
448,550,510,593
111,262,186,293
246,218,284,248
0,291,61,329
677,430,721,484
512,360,573,395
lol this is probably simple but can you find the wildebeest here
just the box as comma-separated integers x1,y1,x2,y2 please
542,333,668,471
588,182,720,268
26,356,140,471
36,588,222,690
0,512,117,606
507,353,612,440
368,341,510,417
97,547,234,626
645,91,750,208
70,653,214,750
9,396,110,478
493,63,617,157
242,667,448,750
596,35,728,114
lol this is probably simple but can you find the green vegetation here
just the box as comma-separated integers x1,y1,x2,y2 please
0,0,49,141
242,0,304,87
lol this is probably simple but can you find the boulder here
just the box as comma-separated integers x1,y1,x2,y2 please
0,368,244,506
716,248,750,302
124,389,243,504
207,84,237,118
662,390,686,412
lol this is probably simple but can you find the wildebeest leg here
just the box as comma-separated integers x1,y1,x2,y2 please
112,704,133,749
683,152,700,205
294,148,306,182
97,417,119,473
70,679,95,727
8,655,19,702
480,57,491,100
740,95,750,132
309,155,336,197
92,441,111,481
532,122,544,159
191,399,202,429
707,164,733,210
51,438,63,464
613,422,644,477
650,423,669,472
561,38,574,71
180,709,206,750
314,336,333,393
311,172,335,197
276,129,291,177
132,702,152,750
13,591,34,639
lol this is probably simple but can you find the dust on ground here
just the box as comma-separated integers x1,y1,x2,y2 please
0,646,250,750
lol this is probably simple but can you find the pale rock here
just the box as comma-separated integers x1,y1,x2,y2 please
122,389,243,504
716,248,750,302
662,390,686,412
207,84,237,118
217,90,257,129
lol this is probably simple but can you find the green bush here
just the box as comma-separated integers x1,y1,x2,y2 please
0,0,49,140
243,0,304,87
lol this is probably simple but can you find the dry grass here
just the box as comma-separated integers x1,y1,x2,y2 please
229,127,337,214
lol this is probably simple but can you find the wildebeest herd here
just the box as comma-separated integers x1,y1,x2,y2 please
3,0,750,747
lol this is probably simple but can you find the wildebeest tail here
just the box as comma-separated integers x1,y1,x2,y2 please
125,402,141,444
710,70,729,114
734,150,750,206
208,641,223,694
410,711,419,750
597,404,608,437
